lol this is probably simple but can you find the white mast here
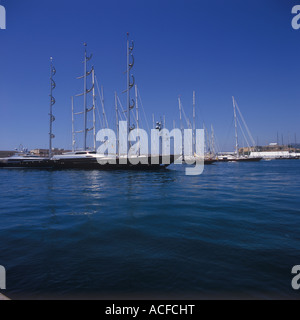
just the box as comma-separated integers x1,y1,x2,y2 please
75,43,93,151
178,96,183,156
203,123,208,154
127,34,130,151
135,84,140,156
179,97,182,132
101,85,106,129
232,96,239,158
92,68,96,151
49,57,56,158
83,44,88,151
115,92,119,155
126,33,135,153
192,91,196,155
71,96,75,152
211,124,215,156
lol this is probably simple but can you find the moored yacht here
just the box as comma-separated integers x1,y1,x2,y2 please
0,150,52,168
216,97,262,163
52,38,179,170
52,151,178,170
216,154,262,162
0,58,57,169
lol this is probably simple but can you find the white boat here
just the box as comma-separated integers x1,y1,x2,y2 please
0,150,51,168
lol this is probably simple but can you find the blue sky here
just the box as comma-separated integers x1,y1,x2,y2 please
0,0,300,151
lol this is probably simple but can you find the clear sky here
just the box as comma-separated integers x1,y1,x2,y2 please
0,0,300,152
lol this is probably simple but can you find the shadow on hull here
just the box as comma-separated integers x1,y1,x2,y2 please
216,157,262,163
0,155,217,170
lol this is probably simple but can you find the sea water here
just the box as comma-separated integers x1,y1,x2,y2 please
0,160,299,299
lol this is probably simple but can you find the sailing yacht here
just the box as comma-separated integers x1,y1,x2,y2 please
0,149,52,168
0,59,57,169
52,37,179,170
177,92,216,165
217,97,262,163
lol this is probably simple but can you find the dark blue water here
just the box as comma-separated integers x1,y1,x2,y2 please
0,160,300,299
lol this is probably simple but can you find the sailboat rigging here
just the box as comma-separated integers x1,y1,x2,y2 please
217,97,262,162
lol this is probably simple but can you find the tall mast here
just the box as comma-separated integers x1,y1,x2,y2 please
178,96,183,156
232,96,239,158
179,97,182,132
115,92,119,155
71,96,75,152
83,44,88,150
211,124,215,156
203,122,210,154
101,85,106,129
92,67,96,151
192,91,196,155
126,33,135,153
75,43,93,151
49,57,56,158
135,84,140,156
127,34,130,148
